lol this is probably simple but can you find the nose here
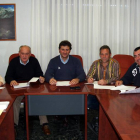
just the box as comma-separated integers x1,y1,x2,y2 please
63,50,67,53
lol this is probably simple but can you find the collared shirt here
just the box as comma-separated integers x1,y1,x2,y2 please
87,58,120,84
20,58,29,66
60,55,69,64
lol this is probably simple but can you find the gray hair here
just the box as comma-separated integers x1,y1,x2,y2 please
19,45,31,52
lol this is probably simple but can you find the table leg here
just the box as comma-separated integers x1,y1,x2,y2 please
25,95,29,140
85,94,87,140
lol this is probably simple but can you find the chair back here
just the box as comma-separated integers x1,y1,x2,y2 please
9,53,35,63
72,55,83,67
113,54,135,78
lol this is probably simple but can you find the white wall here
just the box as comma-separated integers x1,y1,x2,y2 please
0,0,31,77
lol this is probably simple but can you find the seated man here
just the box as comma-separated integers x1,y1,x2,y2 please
116,46,140,87
45,40,86,125
45,40,86,85
5,45,50,135
0,75,5,86
86,45,120,132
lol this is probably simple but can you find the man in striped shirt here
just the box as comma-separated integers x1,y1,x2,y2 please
87,45,120,85
87,45,120,133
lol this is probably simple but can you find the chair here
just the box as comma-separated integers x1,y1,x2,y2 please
113,54,135,79
72,55,83,67
9,53,35,63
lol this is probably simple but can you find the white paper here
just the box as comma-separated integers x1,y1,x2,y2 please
84,81,98,85
13,82,29,89
0,101,10,115
111,85,136,91
119,87,140,94
94,84,115,89
28,77,39,83
0,87,5,89
56,81,70,86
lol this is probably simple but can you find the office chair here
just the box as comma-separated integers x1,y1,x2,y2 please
113,54,135,79
71,55,83,67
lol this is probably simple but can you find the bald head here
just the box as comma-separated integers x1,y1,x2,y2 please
19,45,31,53
19,45,31,64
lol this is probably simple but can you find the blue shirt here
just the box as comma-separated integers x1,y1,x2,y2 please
60,55,69,64
20,58,29,65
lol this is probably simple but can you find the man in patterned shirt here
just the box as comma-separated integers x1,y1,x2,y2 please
87,45,120,85
87,45,120,133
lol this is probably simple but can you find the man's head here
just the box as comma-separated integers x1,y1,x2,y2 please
99,45,111,63
59,40,72,60
19,45,31,64
134,46,140,66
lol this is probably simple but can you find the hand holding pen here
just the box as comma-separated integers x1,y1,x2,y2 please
87,77,94,83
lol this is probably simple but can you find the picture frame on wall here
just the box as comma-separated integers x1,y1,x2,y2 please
0,4,16,41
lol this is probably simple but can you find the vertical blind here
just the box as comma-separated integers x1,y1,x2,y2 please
31,0,140,74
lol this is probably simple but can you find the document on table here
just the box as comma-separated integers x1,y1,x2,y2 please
119,87,139,94
94,84,115,89
13,77,39,89
56,81,70,86
0,87,5,89
111,85,136,91
0,101,10,115
13,82,29,89
84,81,98,85
28,77,39,83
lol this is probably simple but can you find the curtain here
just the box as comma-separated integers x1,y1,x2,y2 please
31,0,140,74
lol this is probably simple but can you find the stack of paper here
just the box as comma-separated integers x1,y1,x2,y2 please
0,101,10,115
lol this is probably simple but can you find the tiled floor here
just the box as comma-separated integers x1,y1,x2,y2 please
15,109,98,140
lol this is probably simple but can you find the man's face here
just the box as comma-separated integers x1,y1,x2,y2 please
19,46,31,64
134,49,140,66
100,49,111,63
59,46,71,60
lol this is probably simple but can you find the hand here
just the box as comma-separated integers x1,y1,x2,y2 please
0,81,3,87
10,80,19,86
115,80,123,86
87,77,94,83
49,78,57,85
70,78,80,85
39,76,45,83
98,79,107,85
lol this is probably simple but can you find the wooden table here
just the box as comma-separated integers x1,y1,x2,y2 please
86,84,140,140
0,87,16,140
25,82,88,140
